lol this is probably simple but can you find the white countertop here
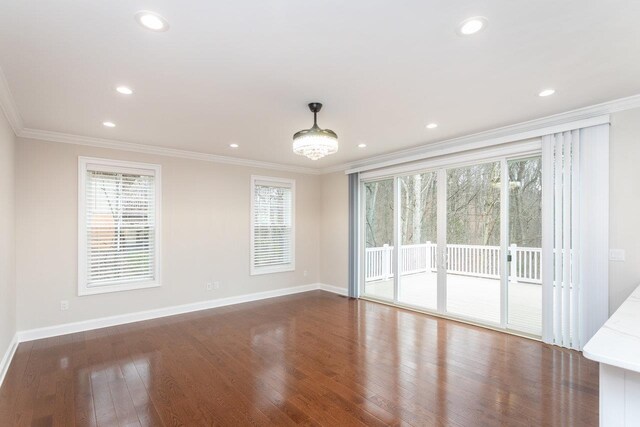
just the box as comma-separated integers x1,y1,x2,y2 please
584,284,640,373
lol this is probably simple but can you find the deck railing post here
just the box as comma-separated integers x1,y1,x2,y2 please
509,243,518,284
425,241,432,272
382,244,390,280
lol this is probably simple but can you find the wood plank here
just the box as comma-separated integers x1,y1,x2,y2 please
0,291,599,426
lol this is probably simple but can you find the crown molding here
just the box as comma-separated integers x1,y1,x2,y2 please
0,66,23,134
3,51,640,177
17,128,322,175
0,65,321,175
320,93,640,175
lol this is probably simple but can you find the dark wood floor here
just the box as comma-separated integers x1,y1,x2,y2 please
0,291,599,426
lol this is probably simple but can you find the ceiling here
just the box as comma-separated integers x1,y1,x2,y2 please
0,0,639,169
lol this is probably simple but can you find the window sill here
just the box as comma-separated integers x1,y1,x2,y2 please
78,281,161,296
250,265,295,276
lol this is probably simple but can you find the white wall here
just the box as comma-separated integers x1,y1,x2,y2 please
10,107,640,333
320,172,348,290
15,138,321,331
0,109,16,356
609,108,640,313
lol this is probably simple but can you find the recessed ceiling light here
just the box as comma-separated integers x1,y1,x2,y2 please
135,11,169,32
102,121,116,128
116,86,133,95
229,143,239,148
457,16,488,35
358,143,367,148
426,123,438,129
539,89,556,97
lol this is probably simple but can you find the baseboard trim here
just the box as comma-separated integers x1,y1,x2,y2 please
319,283,349,296
0,333,19,389
17,283,327,343
6,283,349,380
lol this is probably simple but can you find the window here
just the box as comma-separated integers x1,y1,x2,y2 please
78,157,161,295
251,176,295,275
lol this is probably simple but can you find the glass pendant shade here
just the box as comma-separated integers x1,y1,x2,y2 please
292,103,338,160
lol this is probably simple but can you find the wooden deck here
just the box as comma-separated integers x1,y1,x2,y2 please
0,291,596,426
364,272,542,335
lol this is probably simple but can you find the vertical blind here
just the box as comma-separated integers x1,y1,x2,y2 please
348,172,360,298
85,168,156,287
541,124,609,350
542,130,580,349
252,180,293,271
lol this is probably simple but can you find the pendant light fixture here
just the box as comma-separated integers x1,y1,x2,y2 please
292,103,338,160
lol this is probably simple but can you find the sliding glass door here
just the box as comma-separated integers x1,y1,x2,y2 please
507,156,542,335
363,179,395,301
360,153,543,337
445,162,502,324
397,172,438,310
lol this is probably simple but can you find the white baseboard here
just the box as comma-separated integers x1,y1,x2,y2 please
16,283,340,343
1,283,348,383
319,283,349,296
0,333,19,389
0,281,346,390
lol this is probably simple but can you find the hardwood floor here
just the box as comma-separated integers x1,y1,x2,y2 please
0,291,599,426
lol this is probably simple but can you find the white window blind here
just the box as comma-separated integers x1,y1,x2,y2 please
251,176,295,275
79,158,161,295
541,124,609,350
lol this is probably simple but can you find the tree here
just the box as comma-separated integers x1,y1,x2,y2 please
364,157,542,249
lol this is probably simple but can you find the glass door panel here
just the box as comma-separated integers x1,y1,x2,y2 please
360,151,544,338
446,162,501,324
363,179,395,300
398,172,438,310
507,157,542,335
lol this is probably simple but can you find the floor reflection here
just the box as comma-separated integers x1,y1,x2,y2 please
0,292,598,426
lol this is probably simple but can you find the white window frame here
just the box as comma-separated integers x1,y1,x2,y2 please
78,157,162,296
358,141,544,336
250,175,296,275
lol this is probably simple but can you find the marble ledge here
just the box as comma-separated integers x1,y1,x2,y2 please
584,284,640,372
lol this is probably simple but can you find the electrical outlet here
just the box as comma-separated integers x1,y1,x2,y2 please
303,270,308,277
213,281,220,290
206,282,213,291
610,249,626,262
60,300,69,311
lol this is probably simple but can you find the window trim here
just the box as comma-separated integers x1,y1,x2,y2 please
78,156,162,296
250,175,296,276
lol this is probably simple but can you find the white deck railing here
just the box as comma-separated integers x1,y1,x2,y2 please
365,243,541,284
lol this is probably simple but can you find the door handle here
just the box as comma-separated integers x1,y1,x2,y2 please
440,251,448,269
